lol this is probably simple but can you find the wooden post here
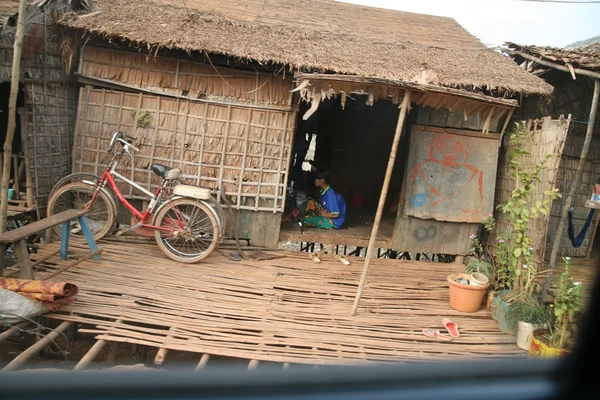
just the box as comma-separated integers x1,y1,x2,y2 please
194,354,210,371
19,105,34,208
0,0,28,232
351,90,411,315
543,79,600,297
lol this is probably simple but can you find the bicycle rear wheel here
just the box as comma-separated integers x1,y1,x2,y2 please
153,198,219,263
49,172,101,200
47,182,116,241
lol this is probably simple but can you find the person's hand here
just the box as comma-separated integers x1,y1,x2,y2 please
318,209,327,217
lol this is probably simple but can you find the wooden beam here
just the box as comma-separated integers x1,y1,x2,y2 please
154,328,175,365
2,321,74,372
76,74,292,112
506,50,600,81
498,108,515,147
295,73,520,107
0,322,31,343
351,90,412,315
543,79,600,297
74,339,108,371
74,318,124,371
43,249,102,280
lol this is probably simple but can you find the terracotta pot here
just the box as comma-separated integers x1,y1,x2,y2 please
447,273,490,313
528,330,570,358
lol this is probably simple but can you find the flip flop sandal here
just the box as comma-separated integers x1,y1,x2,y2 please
443,318,460,338
310,252,321,263
335,254,351,265
422,329,452,341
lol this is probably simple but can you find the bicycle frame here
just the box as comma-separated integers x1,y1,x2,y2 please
89,166,179,232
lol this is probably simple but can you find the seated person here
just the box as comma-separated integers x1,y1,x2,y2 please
283,171,346,229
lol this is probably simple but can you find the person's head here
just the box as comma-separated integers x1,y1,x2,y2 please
314,171,331,189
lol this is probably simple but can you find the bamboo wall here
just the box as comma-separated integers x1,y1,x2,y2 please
489,117,569,270
518,74,600,257
549,134,600,257
24,83,78,207
72,87,295,212
79,47,293,108
0,0,70,83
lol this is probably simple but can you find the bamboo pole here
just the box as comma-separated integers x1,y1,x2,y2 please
74,318,124,371
20,101,34,207
194,353,210,371
3,321,74,372
0,0,28,232
543,79,600,297
506,50,600,81
351,90,411,315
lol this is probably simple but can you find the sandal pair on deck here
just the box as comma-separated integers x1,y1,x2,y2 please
422,319,460,341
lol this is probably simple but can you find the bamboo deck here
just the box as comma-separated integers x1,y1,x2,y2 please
23,239,526,365
279,216,396,249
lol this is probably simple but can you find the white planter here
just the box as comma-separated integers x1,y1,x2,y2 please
517,321,547,351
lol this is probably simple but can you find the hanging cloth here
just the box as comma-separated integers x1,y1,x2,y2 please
568,207,596,248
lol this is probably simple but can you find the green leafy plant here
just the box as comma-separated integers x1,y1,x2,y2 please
495,122,561,303
546,257,584,350
465,257,493,282
505,298,553,331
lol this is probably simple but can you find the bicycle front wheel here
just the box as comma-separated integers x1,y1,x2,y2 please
153,198,219,263
47,182,116,241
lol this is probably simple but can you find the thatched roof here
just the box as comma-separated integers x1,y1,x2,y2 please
0,0,20,29
58,0,551,95
506,42,600,73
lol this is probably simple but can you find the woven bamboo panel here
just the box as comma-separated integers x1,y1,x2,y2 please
24,82,77,207
72,87,294,211
27,240,524,365
80,47,293,108
489,117,569,270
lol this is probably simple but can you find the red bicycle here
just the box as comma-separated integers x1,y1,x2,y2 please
47,132,223,263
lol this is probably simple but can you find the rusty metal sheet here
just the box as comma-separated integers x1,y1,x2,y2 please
404,128,499,223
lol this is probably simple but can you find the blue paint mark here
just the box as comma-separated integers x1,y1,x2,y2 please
413,194,426,207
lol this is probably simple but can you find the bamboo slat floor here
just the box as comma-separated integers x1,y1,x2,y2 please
20,239,527,365
279,216,396,249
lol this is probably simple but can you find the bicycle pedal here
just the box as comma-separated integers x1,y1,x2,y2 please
116,222,142,237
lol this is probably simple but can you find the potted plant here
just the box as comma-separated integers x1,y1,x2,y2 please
465,215,496,310
505,298,553,350
447,273,490,313
529,257,584,357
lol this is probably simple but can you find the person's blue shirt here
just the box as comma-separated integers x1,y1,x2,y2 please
319,186,346,229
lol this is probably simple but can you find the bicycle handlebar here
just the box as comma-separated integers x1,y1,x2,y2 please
107,132,141,153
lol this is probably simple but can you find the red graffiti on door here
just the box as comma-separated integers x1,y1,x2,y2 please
410,134,484,217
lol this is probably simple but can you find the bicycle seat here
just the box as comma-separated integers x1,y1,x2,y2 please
151,164,181,180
